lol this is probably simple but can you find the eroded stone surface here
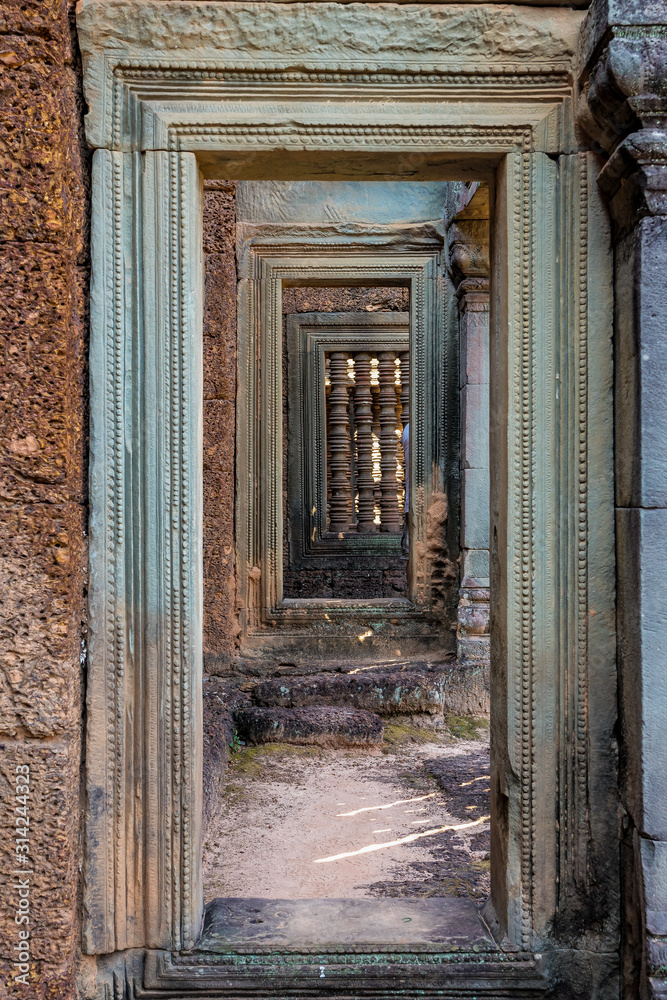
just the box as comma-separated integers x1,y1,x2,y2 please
78,3,581,74
235,705,384,747
252,669,448,716
0,245,86,504
0,2,86,996
203,185,239,664
199,896,496,950
0,503,84,738
0,740,80,996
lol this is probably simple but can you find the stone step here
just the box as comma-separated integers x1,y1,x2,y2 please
234,705,383,748
251,669,445,716
200,896,497,950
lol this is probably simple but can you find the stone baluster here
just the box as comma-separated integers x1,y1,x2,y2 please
399,351,410,428
378,351,401,532
448,184,490,667
398,351,409,515
327,351,352,532
353,352,376,533
370,361,381,518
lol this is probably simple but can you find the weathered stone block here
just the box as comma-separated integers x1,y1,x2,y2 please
203,515,238,660
203,251,236,403
0,42,85,246
617,507,667,842
203,400,235,504
252,669,448,716
0,740,79,971
235,705,383,747
0,0,70,42
282,569,334,599
282,286,408,315
616,218,667,508
0,502,83,737
580,0,667,72
203,186,236,254
330,568,384,599
0,245,85,504
461,383,489,470
460,307,489,388
438,661,490,715
461,468,490,549
463,548,489,584
642,838,667,936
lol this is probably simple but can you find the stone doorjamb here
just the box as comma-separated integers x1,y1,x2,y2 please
447,186,492,668
77,2,617,995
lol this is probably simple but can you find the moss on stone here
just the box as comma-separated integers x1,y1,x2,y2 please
443,713,489,740
382,722,435,748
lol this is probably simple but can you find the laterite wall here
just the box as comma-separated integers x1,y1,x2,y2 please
0,1,87,996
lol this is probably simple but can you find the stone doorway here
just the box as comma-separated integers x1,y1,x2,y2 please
201,180,492,930
77,2,618,995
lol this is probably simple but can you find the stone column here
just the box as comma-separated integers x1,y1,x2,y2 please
327,351,353,532
448,187,491,667
353,352,377,534
377,351,401,533
580,6,667,997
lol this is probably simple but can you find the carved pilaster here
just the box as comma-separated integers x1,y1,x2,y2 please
579,7,667,997
578,26,667,233
448,185,491,667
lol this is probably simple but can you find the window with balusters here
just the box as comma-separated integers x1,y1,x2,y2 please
285,312,409,595
324,350,408,535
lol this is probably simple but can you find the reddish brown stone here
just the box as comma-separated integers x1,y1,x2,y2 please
282,286,408,315
0,739,79,990
0,245,85,504
203,249,236,402
203,185,236,250
203,515,239,659
202,187,238,662
0,2,87,997
0,0,70,42
203,399,235,504
0,52,85,246
0,502,84,737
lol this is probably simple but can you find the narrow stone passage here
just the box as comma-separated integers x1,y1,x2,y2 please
202,721,490,902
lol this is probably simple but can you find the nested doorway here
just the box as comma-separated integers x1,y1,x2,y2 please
78,1,618,995
201,178,492,916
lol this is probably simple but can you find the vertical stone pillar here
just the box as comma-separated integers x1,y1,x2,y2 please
448,187,491,666
327,351,353,532
353,352,377,533
377,351,401,532
580,6,667,996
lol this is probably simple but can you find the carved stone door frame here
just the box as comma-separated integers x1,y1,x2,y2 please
77,1,618,995
236,243,450,661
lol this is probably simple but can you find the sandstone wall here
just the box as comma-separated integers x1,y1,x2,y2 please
0,1,87,996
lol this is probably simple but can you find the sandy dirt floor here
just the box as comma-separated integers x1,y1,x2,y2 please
202,720,490,901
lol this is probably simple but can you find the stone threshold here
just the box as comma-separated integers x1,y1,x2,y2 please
196,896,498,952
136,897,547,997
